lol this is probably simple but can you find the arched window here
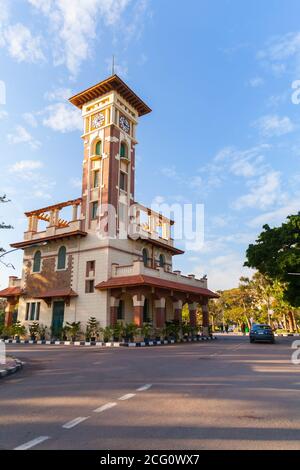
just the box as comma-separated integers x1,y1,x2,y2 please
57,246,67,270
159,254,165,268
95,141,102,156
33,251,41,273
120,142,128,159
142,248,148,267
117,300,124,320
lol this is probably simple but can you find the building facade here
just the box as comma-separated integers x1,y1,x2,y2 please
0,75,217,337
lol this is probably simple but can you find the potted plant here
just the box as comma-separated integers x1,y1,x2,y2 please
38,324,47,341
100,326,114,343
65,321,81,342
29,322,40,341
141,323,152,342
86,317,100,342
12,320,26,340
1,325,13,340
123,322,138,342
113,322,124,342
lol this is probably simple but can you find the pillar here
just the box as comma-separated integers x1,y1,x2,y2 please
72,204,78,221
189,302,198,328
202,300,210,337
132,294,145,327
110,297,120,326
173,300,183,324
155,298,166,328
5,301,16,327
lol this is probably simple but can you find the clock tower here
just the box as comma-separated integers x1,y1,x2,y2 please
69,75,151,237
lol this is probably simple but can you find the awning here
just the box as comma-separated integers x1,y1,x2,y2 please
96,275,218,298
0,287,24,298
32,288,78,299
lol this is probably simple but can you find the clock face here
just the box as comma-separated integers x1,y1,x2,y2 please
92,113,105,129
119,115,130,133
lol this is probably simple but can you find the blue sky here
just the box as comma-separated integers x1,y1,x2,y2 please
0,0,300,291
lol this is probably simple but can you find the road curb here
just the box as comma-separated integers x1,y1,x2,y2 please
0,359,23,379
4,336,217,348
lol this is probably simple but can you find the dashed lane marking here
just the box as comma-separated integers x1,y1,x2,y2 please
62,417,89,429
118,393,136,401
136,384,152,392
14,436,50,450
93,402,117,413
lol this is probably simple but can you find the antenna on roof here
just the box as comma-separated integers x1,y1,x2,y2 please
112,55,115,75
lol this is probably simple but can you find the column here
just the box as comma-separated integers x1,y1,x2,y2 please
202,300,210,337
110,297,120,326
189,302,198,328
72,204,78,221
132,294,145,327
173,300,183,324
5,301,16,327
155,298,166,328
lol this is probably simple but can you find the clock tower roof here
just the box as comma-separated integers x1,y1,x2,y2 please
69,74,152,117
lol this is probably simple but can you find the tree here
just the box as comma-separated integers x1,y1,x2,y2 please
0,195,13,267
245,213,300,307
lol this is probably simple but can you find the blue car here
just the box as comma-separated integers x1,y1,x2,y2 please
250,324,275,344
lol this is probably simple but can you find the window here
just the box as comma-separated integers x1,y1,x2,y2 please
26,302,40,321
57,246,67,270
36,302,40,321
120,142,127,159
93,170,99,188
117,300,125,320
95,141,102,156
85,279,95,294
159,254,165,268
33,250,41,273
143,299,150,323
142,248,148,267
86,260,95,277
25,303,30,321
91,201,98,219
120,171,127,191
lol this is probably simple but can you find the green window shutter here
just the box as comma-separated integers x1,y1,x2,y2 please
95,141,102,155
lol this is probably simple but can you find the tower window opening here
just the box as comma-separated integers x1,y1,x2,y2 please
120,171,127,192
120,142,128,159
95,141,102,156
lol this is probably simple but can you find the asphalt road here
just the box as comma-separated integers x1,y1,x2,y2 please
1,335,300,450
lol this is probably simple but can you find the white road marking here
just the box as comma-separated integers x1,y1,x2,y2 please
136,384,152,392
14,436,50,450
118,393,136,401
62,417,89,429
93,402,117,413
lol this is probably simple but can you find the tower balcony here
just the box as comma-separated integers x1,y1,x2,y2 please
11,198,87,249
129,203,183,254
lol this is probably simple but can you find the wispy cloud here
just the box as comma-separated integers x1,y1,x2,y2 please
233,170,283,210
253,114,296,137
42,103,82,133
1,22,45,63
257,31,300,75
247,77,264,87
7,125,41,149
28,0,148,76
9,160,43,173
